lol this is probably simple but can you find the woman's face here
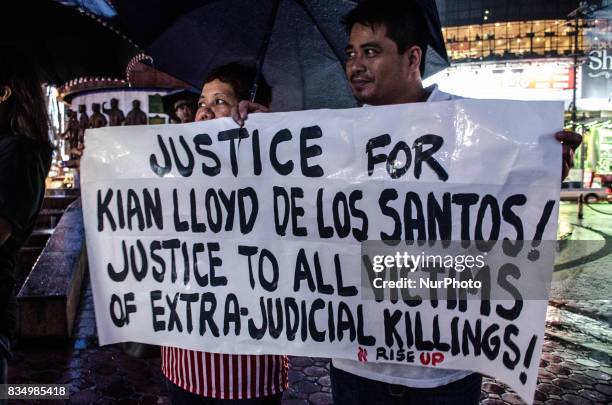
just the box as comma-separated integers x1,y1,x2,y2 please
195,79,238,121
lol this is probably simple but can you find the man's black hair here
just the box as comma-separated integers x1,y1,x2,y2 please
204,62,272,107
343,0,428,76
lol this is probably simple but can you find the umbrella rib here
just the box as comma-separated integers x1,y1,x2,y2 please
291,0,346,69
251,0,282,102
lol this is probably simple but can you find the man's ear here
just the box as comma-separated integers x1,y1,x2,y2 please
0,86,12,103
404,45,422,75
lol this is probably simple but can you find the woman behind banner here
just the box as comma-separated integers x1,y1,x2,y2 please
0,47,53,394
160,62,287,404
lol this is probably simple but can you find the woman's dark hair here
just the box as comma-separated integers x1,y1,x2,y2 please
0,46,51,146
343,0,428,76
204,62,272,107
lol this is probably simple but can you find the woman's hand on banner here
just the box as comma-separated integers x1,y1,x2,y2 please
231,100,269,127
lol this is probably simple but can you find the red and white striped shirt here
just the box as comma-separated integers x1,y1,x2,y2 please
161,347,288,399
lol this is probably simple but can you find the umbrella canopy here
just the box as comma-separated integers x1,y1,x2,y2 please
80,0,449,111
415,0,450,77
1,0,140,85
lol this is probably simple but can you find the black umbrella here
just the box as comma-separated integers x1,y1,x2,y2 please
78,0,449,111
415,0,450,77
0,0,140,85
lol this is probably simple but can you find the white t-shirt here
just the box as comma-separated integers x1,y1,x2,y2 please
332,84,473,388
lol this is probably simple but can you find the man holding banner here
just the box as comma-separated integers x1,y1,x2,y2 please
336,2,581,404
335,2,583,404
328,2,483,404
232,1,581,404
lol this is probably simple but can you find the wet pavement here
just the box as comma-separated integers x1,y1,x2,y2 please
6,202,612,404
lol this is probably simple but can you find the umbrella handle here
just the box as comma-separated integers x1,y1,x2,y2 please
250,0,282,103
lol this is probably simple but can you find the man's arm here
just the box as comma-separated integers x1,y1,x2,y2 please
227,104,581,182
555,130,582,181
0,218,12,246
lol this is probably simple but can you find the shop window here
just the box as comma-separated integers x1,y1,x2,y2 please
443,19,588,62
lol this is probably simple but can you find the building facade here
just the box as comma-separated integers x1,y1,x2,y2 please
429,0,612,179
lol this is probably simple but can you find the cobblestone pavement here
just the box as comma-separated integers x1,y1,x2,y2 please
6,203,612,404
7,324,611,405
553,203,612,325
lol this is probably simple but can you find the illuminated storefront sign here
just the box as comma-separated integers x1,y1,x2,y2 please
426,61,574,100
582,49,612,99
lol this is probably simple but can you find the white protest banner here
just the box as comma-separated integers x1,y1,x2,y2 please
81,100,562,404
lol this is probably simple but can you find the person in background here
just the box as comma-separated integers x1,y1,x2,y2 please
0,47,52,402
173,99,195,123
162,89,198,124
161,62,286,405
